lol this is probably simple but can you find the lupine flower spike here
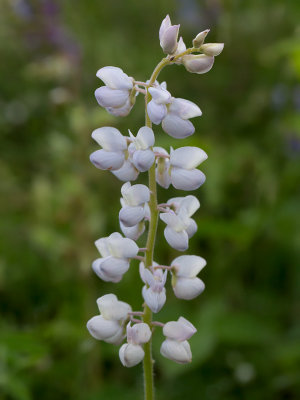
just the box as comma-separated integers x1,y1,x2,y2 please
87,13,223,398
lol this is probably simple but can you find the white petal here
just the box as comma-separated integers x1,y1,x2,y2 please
139,262,147,284
132,149,155,172
160,212,186,231
163,317,196,341
92,257,123,283
170,147,208,169
99,256,130,281
160,339,192,364
160,25,180,54
87,315,122,340
119,343,145,367
94,238,111,257
159,15,171,41
112,160,139,182
120,221,145,241
142,286,166,313
164,226,189,251
119,206,145,227
95,86,129,108
96,66,133,90
171,167,206,191
91,127,127,151
121,183,150,206
147,101,167,125
97,294,131,320
153,146,169,156
108,235,139,259
185,218,197,238
173,277,205,300
178,195,200,216
200,43,224,57
183,54,214,74
162,114,195,139
135,126,155,148
169,98,202,119
192,29,210,48
127,322,152,345
105,328,125,345
148,87,171,105
106,98,132,117
171,255,206,278
90,149,125,171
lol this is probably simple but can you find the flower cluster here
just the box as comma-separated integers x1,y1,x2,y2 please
87,14,223,369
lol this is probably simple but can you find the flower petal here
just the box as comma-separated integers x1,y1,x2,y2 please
171,255,206,277
87,315,122,340
106,98,132,117
119,206,145,227
173,277,205,300
120,221,145,241
119,343,145,367
185,218,198,238
147,100,167,125
95,86,129,108
121,183,150,206
127,322,152,345
160,339,192,364
142,286,166,313
169,98,202,119
112,160,139,182
132,149,155,172
148,87,171,105
163,317,196,341
171,167,206,191
96,66,133,90
108,235,139,259
91,127,127,151
183,54,214,74
164,226,189,251
160,25,180,54
135,126,155,148
162,114,195,139
159,15,171,41
97,294,131,320
90,149,125,171
170,147,207,169
200,43,224,57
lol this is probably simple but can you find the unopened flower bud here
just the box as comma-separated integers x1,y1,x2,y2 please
183,54,214,74
119,343,145,367
192,29,210,48
159,15,180,55
200,43,224,56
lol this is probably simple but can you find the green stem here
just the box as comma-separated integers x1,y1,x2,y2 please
142,56,171,400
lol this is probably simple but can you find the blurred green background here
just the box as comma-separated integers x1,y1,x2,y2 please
1,0,300,399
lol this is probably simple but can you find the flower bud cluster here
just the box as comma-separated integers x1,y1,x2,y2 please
87,14,223,369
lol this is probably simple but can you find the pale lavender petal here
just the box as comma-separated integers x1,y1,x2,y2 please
171,167,206,191
170,147,208,169
147,100,167,125
91,127,127,151
95,87,129,108
112,160,139,182
90,149,125,171
119,206,145,227
173,277,205,300
96,66,133,90
169,98,202,119
164,226,189,251
162,114,195,138
132,149,155,172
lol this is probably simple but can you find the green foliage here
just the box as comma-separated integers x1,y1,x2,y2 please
0,0,299,399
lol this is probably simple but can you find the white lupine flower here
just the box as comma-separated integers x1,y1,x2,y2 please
119,343,145,367
160,316,196,364
192,29,210,48
159,15,180,55
200,43,224,57
92,232,138,282
147,82,171,125
171,255,206,300
95,66,136,116
128,127,155,172
119,322,152,367
160,195,200,251
169,146,208,190
183,54,215,74
140,262,167,313
162,98,202,139
90,127,127,171
86,294,131,345
119,182,150,227
160,339,192,364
